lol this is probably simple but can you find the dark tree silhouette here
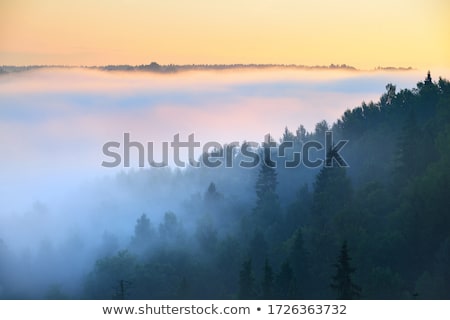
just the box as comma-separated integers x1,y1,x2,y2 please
253,146,280,226
331,241,361,299
204,182,223,203
275,260,296,299
130,214,154,251
261,258,274,299
239,258,255,299
289,228,310,298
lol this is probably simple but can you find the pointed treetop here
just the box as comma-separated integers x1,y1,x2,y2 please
425,71,432,84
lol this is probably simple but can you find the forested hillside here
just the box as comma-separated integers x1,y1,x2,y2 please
79,73,450,299
1,73,449,299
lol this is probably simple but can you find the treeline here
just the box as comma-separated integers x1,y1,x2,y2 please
4,63,408,75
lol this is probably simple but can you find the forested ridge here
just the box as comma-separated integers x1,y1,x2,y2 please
1,73,449,299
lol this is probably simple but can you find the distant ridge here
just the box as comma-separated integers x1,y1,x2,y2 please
0,63,414,75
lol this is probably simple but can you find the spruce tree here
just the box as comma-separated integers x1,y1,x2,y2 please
261,258,274,299
289,228,309,298
331,241,361,299
275,260,296,299
253,146,280,226
238,258,255,299
130,214,154,251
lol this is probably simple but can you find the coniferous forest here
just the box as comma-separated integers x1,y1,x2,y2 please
1,73,450,299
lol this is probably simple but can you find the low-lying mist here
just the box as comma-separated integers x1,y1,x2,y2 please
0,68,444,299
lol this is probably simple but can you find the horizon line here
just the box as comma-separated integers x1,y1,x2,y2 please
0,63,416,74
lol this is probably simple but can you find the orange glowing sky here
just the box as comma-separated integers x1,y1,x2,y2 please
0,0,449,68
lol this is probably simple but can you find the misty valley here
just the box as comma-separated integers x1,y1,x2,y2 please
0,71,449,300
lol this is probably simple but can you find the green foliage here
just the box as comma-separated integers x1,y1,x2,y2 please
238,258,255,299
275,260,296,299
85,250,137,299
331,242,361,299
253,149,280,226
261,259,274,299
288,228,310,298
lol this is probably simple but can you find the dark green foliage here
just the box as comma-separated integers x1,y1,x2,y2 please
288,228,309,298
85,250,137,299
331,242,361,299
238,258,255,299
253,148,281,227
275,260,296,299
261,259,274,299
312,166,352,219
285,184,312,235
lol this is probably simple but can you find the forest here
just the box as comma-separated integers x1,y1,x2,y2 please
0,72,449,299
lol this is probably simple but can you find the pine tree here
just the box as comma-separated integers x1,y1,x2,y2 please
331,241,361,299
247,230,269,282
253,146,280,226
204,182,223,203
261,258,274,299
281,126,295,143
275,260,296,299
312,166,352,223
394,110,421,185
289,228,309,298
239,258,255,299
130,214,154,251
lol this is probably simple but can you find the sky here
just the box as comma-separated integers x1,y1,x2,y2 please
1,0,449,69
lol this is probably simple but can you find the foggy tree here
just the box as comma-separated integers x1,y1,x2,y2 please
159,211,183,242
285,184,311,237
204,182,223,204
289,228,310,298
275,260,296,299
238,258,255,299
261,258,274,299
394,111,422,185
382,83,396,105
281,126,295,143
248,230,268,279
312,165,352,222
331,241,361,299
114,279,132,300
253,147,280,227
195,213,218,252
295,124,307,143
85,250,137,299
314,120,329,137
130,214,154,251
